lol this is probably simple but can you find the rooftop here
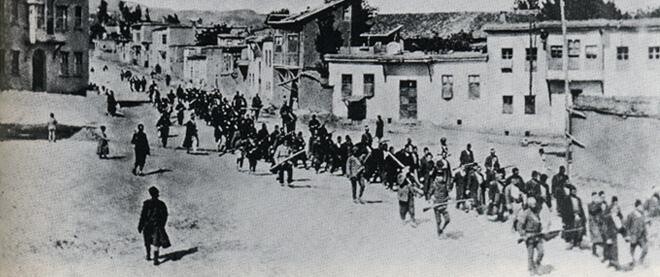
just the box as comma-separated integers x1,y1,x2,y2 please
484,18,660,33
365,12,531,39
325,51,487,63
268,0,349,26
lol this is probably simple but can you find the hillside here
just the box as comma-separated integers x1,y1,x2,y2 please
89,0,266,27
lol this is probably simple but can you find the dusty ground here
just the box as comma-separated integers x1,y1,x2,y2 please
0,57,658,277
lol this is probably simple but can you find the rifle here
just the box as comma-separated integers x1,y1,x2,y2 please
517,227,585,244
452,162,477,173
423,199,474,212
269,150,306,172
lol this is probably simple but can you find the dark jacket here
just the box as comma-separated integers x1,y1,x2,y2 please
375,119,384,138
459,149,475,165
131,131,150,155
138,198,171,248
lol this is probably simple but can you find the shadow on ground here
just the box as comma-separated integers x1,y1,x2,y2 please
159,247,198,264
0,123,85,141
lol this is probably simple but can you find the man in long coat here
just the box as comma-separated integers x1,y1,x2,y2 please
131,124,150,176
138,186,170,265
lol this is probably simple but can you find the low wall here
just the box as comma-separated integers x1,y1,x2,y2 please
571,95,660,189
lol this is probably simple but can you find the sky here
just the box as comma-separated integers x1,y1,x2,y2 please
132,0,660,14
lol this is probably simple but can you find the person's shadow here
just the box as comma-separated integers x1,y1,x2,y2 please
159,247,198,264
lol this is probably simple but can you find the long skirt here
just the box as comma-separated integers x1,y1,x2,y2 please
97,140,109,156
143,226,171,248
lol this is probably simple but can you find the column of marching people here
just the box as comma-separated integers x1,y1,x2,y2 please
95,64,656,274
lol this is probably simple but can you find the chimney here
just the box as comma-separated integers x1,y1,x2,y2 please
498,11,507,23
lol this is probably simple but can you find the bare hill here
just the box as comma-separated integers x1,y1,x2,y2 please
89,0,266,27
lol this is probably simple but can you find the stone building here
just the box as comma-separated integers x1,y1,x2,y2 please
1,0,89,94
266,0,362,111
150,25,196,76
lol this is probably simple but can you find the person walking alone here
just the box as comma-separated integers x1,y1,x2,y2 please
138,186,171,265
131,124,150,176
346,147,367,204
47,113,58,143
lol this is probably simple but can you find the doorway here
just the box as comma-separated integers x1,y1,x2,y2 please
399,80,417,120
32,49,47,91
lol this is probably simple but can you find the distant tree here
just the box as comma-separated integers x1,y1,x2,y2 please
195,24,231,46
634,6,660,18
90,23,106,41
163,14,181,25
315,12,344,77
145,8,151,22
515,0,540,10
117,1,143,39
353,1,378,46
97,0,110,25
539,0,625,20
269,8,290,15
133,5,143,22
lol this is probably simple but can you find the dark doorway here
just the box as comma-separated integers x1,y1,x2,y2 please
399,80,417,120
32,49,47,91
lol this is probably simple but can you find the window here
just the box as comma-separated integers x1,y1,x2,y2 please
525,47,537,61
649,47,660,60
11,50,19,75
524,95,536,114
11,0,19,24
502,96,513,114
274,36,283,52
568,39,580,57
55,5,68,31
287,35,299,53
162,34,167,44
134,32,141,42
468,75,480,99
363,74,374,97
441,75,453,100
616,46,629,60
341,74,352,97
74,6,82,29
59,51,69,76
343,6,352,21
36,4,45,29
550,46,562,58
501,48,513,59
73,52,83,76
0,49,5,76
585,45,598,59
0,0,4,26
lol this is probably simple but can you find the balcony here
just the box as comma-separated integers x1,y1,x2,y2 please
31,28,67,45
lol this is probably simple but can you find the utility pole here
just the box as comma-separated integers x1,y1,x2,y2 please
560,0,572,178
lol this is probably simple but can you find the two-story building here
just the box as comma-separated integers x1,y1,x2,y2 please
1,0,89,94
150,25,196,76
129,22,166,68
327,18,660,137
182,44,247,89
266,0,361,111
242,35,274,104
483,18,660,135
327,43,490,130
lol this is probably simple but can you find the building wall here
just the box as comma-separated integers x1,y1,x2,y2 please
601,30,660,97
94,39,118,61
150,27,195,76
1,0,89,94
486,32,568,136
269,0,358,111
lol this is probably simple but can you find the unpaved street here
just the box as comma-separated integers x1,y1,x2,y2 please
0,57,658,277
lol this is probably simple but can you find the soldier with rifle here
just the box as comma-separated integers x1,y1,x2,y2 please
428,164,453,237
518,197,544,275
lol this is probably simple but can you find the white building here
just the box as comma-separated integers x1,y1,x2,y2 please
244,36,275,104
327,18,660,137
150,26,196,76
